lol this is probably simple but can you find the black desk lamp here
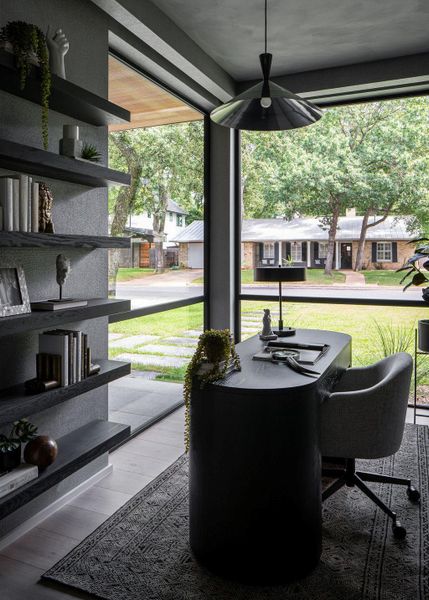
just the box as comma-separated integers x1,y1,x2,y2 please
254,265,306,336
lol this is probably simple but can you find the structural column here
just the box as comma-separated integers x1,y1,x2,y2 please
207,120,239,333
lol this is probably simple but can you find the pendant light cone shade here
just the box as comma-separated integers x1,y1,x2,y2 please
210,0,323,131
210,80,323,131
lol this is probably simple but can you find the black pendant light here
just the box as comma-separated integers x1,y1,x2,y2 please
210,0,323,131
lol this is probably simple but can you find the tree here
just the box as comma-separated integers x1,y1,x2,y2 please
109,121,204,275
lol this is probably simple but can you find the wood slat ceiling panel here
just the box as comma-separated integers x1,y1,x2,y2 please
108,56,202,130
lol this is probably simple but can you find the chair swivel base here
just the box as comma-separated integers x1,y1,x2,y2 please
322,458,420,539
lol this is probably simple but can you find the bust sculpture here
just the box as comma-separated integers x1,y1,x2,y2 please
56,254,70,300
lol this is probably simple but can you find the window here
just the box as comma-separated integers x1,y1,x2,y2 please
176,214,183,226
318,242,328,259
376,242,392,262
291,242,302,262
263,242,275,258
169,211,173,222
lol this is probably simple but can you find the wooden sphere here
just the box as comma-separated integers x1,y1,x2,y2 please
24,435,58,468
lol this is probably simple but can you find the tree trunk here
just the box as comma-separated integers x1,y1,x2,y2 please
324,203,340,275
109,134,142,292
354,204,393,271
354,210,370,271
152,185,169,273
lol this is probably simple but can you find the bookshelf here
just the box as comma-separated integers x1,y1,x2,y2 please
0,359,131,424
0,51,130,127
0,420,130,519
0,231,131,249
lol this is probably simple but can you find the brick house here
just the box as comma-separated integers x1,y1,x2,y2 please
172,214,415,270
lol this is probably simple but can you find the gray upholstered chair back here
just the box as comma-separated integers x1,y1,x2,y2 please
320,352,413,459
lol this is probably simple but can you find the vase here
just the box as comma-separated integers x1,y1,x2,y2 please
0,445,21,474
0,41,39,65
24,435,58,469
418,319,429,352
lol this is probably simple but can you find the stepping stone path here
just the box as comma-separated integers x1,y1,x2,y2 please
116,353,188,368
128,370,158,380
138,344,194,357
109,334,160,349
109,333,123,341
161,337,198,347
182,329,203,338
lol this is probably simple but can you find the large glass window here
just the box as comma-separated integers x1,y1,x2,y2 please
263,242,275,258
107,55,205,434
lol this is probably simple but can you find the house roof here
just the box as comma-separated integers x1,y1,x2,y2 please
171,216,414,243
167,199,187,214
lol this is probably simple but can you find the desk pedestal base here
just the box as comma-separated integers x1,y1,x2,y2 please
189,386,322,584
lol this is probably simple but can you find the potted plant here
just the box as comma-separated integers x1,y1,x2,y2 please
397,237,429,301
0,21,51,149
0,419,38,473
183,329,241,451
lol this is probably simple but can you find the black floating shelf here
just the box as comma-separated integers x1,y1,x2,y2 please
0,297,131,338
0,231,131,249
0,359,131,424
0,419,130,519
0,51,130,126
0,138,130,188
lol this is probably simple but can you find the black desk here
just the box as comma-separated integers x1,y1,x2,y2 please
189,329,351,584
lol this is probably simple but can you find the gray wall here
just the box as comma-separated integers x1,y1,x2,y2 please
0,0,111,535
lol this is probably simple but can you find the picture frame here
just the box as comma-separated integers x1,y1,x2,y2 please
0,264,31,318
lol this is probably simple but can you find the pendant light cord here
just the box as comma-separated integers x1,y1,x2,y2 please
264,0,268,54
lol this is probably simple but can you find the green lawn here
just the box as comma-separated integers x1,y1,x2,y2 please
116,268,155,282
363,270,404,287
192,269,346,286
109,301,429,384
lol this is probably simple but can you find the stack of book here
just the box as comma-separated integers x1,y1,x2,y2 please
0,173,40,232
25,329,101,393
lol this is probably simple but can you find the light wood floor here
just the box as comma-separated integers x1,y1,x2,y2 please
0,406,186,600
1,407,427,599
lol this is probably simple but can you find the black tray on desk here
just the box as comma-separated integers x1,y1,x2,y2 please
254,341,330,365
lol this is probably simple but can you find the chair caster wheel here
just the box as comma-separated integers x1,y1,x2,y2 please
407,486,420,503
392,521,407,539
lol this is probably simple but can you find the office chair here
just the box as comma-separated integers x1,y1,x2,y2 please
320,352,420,539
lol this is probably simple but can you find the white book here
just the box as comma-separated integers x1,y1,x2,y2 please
19,174,28,232
27,177,32,231
39,331,69,386
0,464,38,498
0,177,13,231
12,178,19,231
31,181,39,233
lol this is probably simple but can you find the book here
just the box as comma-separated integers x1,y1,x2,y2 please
0,464,38,498
19,174,28,232
39,332,69,386
0,176,13,231
12,178,19,231
31,299,88,311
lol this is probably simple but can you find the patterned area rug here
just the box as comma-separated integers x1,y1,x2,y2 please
43,424,429,600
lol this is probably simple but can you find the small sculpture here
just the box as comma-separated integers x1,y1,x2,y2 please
46,26,69,79
39,183,55,233
56,254,71,300
260,308,277,341
24,435,58,469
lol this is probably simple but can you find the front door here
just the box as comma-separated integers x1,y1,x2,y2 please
340,243,353,269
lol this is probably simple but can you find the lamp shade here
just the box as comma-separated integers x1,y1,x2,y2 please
254,266,307,282
210,81,322,131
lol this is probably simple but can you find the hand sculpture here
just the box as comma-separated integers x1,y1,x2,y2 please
46,26,69,79
56,254,71,300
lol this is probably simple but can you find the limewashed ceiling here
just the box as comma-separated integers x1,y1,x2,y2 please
153,0,429,80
